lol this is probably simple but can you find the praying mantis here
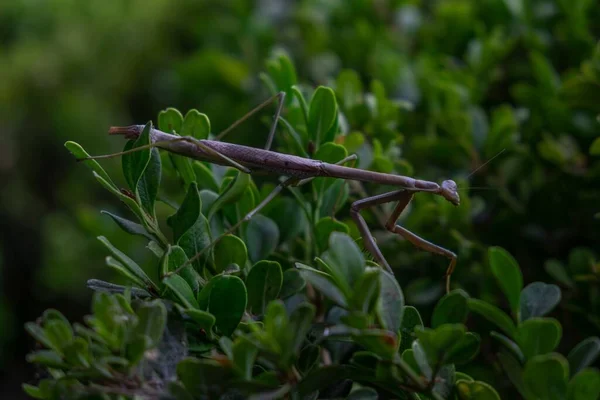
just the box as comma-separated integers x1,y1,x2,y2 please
83,92,461,292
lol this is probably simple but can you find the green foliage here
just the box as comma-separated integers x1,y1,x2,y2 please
24,294,168,399
11,1,600,398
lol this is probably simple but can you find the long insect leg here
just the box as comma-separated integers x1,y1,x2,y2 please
264,91,285,150
383,194,457,293
349,190,408,274
215,91,286,149
351,189,458,291
80,136,252,174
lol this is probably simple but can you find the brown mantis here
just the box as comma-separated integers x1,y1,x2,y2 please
83,92,461,292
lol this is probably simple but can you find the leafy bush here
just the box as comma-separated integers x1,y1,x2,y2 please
23,55,600,399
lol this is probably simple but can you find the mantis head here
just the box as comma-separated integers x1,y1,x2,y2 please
440,180,460,206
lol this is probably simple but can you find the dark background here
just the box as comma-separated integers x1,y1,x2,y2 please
1,0,599,398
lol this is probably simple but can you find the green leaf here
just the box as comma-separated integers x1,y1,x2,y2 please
207,276,247,336
168,183,212,270
350,268,380,314
161,245,201,293
491,331,525,363
314,217,349,252
105,257,146,288
22,383,44,399
523,353,569,400
488,247,522,315
399,306,423,353
467,298,517,338
280,269,306,298
222,185,256,227
133,300,167,347
517,318,562,359
320,179,349,216
289,303,316,353
308,86,338,144
352,329,398,360
412,341,433,379
178,214,212,271
456,380,501,400
62,340,91,368
567,337,600,376
264,196,306,245
25,323,54,349
98,236,157,291
265,52,297,101
567,369,600,400
64,141,115,186
193,161,219,192
322,232,365,292
182,110,210,140
446,332,481,365
415,324,466,365
122,122,161,216
296,263,348,307
92,171,146,222
297,345,320,376
26,350,67,369
147,241,165,258
101,211,156,242
169,182,202,242
232,337,258,380
170,152,196,187
246,215,279,262
163,275,199,309
57,338,89,367
213,235,247,274
208,171,251,221
183,309,215,335
43,309,71,326
279,115,309,156
137,146,161,217
312,142,348,194
401,348,421,380
127,334,148,364
246,261,283,315
497,351,527,397
432,289,469,328
159,107,195,186
158,107,184,133
377,270,404,334
520,282,562,321
261,300,291,355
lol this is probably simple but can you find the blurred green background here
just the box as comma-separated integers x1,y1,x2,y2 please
1,0,599,397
